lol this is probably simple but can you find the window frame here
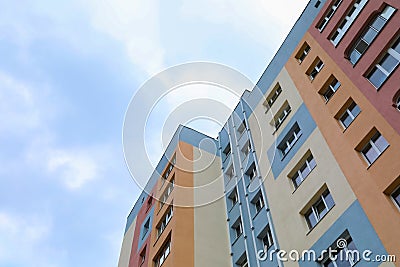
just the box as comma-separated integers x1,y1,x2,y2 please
278,123,302,157
360,131,389,165
308,59,324,81
264,83,282,110
291,154,317,189
391,185,400,210
338,101,361,129
330,0,368,46
317,0,343,32
274,103,292,130
367,36,400,89
154,239,171,267
348,5,396,65
296,43,311,63
305,189,335,230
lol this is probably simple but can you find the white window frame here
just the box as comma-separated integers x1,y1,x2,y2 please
330,0,368,46
305,190,334,229
274,104,291,130
157,206,173,238
349,6,396,65
367,39,400,88
391,185,400,211
261,225,274,250
248,166,257,182
322,234,358,267
254,195,265,213
229,188,238,208
292,154,316,189
241,141,251,160
297,44,311,63
155,241,171,267
339,102,361,129
226,164,235,180
280,125,302,156
237,120,247,137
317,0,343,32
233,218,243,239
322,77,341,101
309,60,324,80
396,96,400,111
265,84,282,110
360,132,389,165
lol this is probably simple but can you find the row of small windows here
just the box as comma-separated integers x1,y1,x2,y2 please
315,0,398,88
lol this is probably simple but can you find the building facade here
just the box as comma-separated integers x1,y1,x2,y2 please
119,0,400,266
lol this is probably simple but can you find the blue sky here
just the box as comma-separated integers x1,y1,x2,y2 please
0,0,308,266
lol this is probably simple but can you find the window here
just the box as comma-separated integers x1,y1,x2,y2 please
320,76,341,102
274,103,291,130
349,5,396,64
226,165,235,180
246,164,257,183
259,225,274,250
139,247,146,266
360,131,389,165
396,96,400,111
330,0,368,46
237,256,248,267
223,144,231,162
228,188,238,208
367,36,400,88
154,240,171,267
142,218,150,239
307,58,324,80
295,43,311,63
264,83,282,110
238,120,247,136
291,153,317,189
157,206,173,238
304,189,335,229
317,0,343,32
322,232,359,267
241,141,251,159
162,155,176,180
278,123,302,156
253,194,265,213
160,178,174,209
232,218,243,240
338,101,361,129
391,186,400,210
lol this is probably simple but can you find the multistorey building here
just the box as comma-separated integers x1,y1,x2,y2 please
118,0,400,266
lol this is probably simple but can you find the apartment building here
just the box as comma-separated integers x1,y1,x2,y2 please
119,0,400,266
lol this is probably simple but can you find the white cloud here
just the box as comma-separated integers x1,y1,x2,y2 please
85,0,165,75
47,149,98,190
0,212,61,267
0,71,42,134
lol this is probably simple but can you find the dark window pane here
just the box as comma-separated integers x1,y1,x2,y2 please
350,104,361,117
315,199,327,218
355,39,369,53
392,187,400,207
308,156,317,169
368,67,387,88
324,191,335,209
341,112,352,128
392,39,400,54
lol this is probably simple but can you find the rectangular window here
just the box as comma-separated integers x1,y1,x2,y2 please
264,83,282,110
232,218,243,240
338,100,361,129
142,218,150,239
260,225,274,250
222,144,231,162
228,188,238,208
241,141,251,159
157,206,173,238
160,178,174,209
360,131,389,165
349,5,396,64
278,123,302,156
291,153,317,189
367,36,400,88
319,76,341,101
307,58,324,81
246,164,257,183
295,42,311,63
154,239,171,267
274,103,291,130
238,120,247,137
317,0,343,32
322,232,359,266
139,247,146,266
162,155,176,181
391,186,400,210
304,189,335,229
253,194,265,213
330,0,368,46
226,164,235,180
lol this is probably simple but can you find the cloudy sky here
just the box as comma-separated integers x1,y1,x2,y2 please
0,0,309,266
